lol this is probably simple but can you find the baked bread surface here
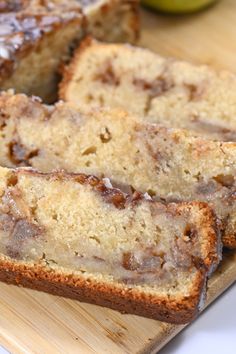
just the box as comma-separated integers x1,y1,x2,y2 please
0,166,220,323
0,92,235,248
60,38,236,141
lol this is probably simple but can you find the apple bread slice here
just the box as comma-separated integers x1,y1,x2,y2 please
0,166,220,323
0,92,235,247
60,38,236,141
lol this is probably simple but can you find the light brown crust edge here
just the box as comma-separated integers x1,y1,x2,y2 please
59,36,100,101
0,259,206,324
0,168,221,324
176,201,222,275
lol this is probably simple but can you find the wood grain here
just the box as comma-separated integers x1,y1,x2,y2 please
140,0,236,71
0,252,235,354
1,1,236,353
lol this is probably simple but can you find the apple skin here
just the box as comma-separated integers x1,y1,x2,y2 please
141,0,217,13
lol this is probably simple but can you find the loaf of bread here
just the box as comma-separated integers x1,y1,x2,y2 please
0,92,235,248
0,2,139,102
60,38,236,141
0,166,220,323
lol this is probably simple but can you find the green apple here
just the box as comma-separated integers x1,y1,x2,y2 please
141,0,217,13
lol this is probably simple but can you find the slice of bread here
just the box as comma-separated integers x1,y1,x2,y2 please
60,38,236,141
0,92,235,248
0,2,139,102
0,166,220,324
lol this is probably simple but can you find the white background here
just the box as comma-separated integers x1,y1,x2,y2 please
0,282,235,354
160,283,236,354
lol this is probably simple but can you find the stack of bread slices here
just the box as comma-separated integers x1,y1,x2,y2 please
0,1,235,325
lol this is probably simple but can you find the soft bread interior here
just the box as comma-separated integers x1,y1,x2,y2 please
0,168,219,297
60,39,236,141
0,93,235,247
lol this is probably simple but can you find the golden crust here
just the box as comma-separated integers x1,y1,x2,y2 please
59,36,97,101
0,168,221,324
175,202,221,275
0,257,206,324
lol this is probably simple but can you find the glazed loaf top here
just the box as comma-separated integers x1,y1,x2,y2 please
0,2,139,83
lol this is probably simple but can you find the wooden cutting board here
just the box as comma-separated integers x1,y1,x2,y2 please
1,1,236,353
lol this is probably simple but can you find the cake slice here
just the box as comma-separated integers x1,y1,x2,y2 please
0,1,139,102
0,92,235,248
0,166,220,324
60,38,236,141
